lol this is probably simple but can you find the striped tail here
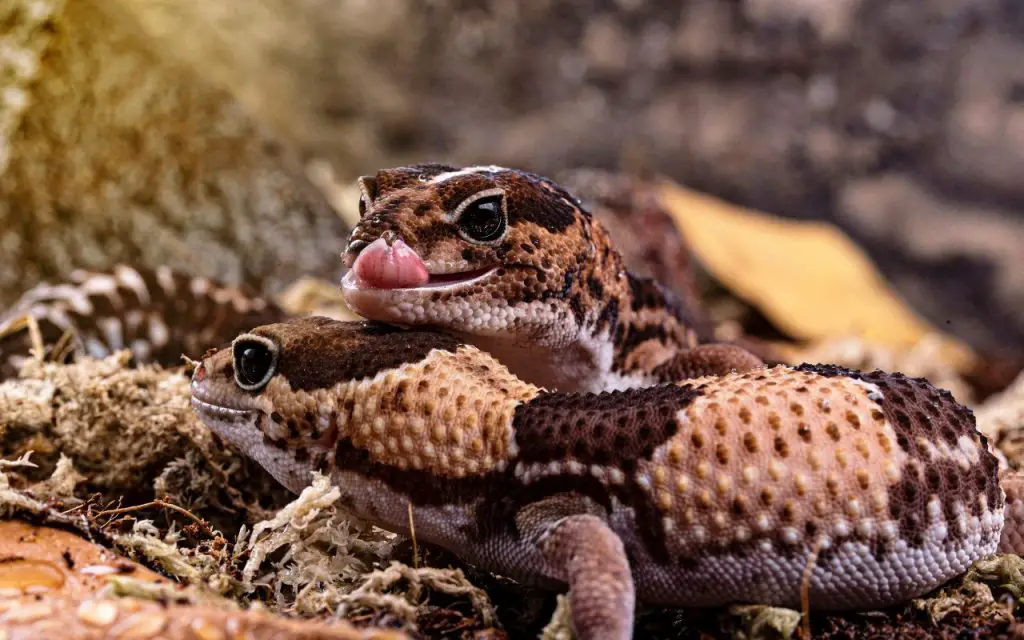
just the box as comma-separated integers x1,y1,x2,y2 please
1,264,289,380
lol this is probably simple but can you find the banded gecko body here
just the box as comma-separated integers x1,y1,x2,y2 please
341,164,762,393
191,316,1024,640
0,265,287,381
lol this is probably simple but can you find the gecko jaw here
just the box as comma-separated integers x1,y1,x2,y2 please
189,364,261,427
341,268,486,324
189,385,260,430
190,394,254,420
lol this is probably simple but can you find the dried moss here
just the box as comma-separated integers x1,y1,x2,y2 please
730,604,801,640
0,352,293,525
0,451,77,517
238,472,395,616
539,594,574,640
912,554,1024,625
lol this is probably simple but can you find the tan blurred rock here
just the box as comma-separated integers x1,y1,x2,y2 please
0,0,348,306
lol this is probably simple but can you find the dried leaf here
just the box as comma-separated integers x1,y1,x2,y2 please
657,182,977,370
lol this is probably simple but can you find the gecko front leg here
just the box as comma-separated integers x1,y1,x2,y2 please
517,496,636,640
651,343,765,381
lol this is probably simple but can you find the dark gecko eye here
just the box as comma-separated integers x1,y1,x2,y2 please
231,335,278,391
455,191,506,244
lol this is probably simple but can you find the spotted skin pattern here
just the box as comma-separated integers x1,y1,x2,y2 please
341,164,761,393
191,317,1023,640
0,264,287,380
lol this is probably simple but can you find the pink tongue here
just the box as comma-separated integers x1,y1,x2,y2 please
351,237,430,289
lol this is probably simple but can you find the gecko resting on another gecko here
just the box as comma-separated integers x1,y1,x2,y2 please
191,316,1024,640
0,165,756,392
341,164,762,393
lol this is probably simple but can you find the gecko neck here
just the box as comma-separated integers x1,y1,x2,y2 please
455,254,699,393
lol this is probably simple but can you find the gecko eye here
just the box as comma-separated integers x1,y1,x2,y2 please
231,335,278,391
454,190,506,244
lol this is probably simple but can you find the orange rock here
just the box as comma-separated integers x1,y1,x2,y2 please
0,521,409,639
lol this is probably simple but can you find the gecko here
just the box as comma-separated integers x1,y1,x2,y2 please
0,165,758,391
340,164,763,393
190,315,1024,640
0,264,287,381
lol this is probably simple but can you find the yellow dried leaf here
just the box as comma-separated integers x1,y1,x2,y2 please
657,181,977,370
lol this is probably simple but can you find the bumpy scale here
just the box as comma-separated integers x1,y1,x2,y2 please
191,316,1024,640
341,164,761,393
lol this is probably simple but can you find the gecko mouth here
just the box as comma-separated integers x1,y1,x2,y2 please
342,235,502,293
190,390,267,457
423,266,497,287
190,393,256,422
189,375,259,422
190,381,314,495
340,264,499,293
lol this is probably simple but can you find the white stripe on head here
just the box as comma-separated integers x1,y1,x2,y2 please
428,165,510,184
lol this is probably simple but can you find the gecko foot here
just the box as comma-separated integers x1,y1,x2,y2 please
654,343,764,380
539,514,636,640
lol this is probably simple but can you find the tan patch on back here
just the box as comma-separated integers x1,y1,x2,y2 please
640,367,909,555
338,349,538,477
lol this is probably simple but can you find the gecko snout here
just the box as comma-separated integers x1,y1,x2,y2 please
345,236,430,290
344,238,369,260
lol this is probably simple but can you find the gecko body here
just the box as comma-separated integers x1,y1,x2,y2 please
191,316,1020,640
341,164,761,393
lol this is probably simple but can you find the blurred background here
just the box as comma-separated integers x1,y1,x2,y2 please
2,0,1023,356
3,4,1024,636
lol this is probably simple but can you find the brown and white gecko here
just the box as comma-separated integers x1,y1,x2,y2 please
341,164,762,393
191,316,1024,640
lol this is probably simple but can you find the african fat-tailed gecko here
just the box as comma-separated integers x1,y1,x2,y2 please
341,164,761,393
191,316,1024,640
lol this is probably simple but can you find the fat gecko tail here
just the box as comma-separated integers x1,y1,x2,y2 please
999,470,1024,555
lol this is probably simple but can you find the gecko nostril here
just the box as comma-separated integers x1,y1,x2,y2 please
347,239,368,255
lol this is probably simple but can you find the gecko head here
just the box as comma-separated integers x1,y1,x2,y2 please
189,315,463,492
340,164,604,341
